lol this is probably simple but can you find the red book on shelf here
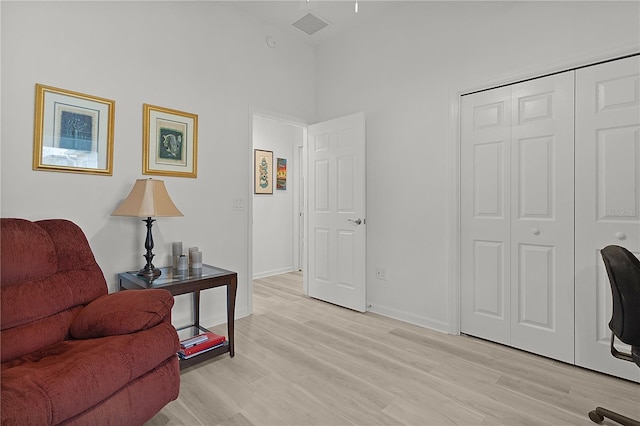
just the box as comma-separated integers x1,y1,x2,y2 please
179,332,226,357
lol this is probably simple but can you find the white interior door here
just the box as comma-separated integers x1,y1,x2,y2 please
509,72,575,363
460,87,512,345
575,55,640,382
307,112,366,312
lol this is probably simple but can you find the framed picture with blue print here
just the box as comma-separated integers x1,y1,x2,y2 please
143,103,198,178
33,84,115,175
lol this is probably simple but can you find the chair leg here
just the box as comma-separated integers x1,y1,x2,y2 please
589,407,640,426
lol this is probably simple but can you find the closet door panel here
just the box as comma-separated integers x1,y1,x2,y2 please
461,87,511,345
510,71,575,363
575,55,640,382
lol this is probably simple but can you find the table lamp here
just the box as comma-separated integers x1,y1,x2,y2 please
112,178,183,279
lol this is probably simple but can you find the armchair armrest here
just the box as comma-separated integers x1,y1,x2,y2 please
70,289,174,339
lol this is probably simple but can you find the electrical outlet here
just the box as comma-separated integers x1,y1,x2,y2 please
375,267,387,281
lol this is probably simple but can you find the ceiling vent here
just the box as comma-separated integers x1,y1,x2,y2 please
291,13,330,36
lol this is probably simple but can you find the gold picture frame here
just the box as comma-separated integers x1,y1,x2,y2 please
33,84,115,175
143,104,198,178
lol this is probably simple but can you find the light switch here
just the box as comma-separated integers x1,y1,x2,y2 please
233,198,245,211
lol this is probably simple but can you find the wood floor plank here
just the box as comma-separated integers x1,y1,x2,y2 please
382,396,483,426
148,272,640,425
293,375,400,426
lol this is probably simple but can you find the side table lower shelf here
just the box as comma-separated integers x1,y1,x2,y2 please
179,340,230,370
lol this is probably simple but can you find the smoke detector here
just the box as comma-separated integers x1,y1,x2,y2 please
291,13,330,36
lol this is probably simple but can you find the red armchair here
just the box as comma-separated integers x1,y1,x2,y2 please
1,218,180,425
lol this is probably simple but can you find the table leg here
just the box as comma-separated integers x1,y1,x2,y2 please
193,290,201,331
228,276,237,357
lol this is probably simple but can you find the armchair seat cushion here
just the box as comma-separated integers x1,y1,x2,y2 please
1,322,178,425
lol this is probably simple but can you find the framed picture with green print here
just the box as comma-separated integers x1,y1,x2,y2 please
143,103,198,178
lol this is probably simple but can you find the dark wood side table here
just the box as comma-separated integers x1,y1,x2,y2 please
118,264,237,370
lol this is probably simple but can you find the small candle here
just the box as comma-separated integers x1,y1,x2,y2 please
191,251,202,269
188,247,199,267
172,242,183,268
177,255,188,271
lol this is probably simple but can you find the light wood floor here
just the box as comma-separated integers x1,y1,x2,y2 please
148,272,639,425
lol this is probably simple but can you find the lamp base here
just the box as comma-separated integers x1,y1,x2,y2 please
137,217,161,280
137,266,161,280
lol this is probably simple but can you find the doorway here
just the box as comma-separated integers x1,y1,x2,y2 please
251,113,306,287
250,111,367,313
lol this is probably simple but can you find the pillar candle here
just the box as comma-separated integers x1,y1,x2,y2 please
191,251,203,269
172,242,183,268
177,255,188,271
188,247,199,267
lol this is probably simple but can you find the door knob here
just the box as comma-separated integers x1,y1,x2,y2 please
348,218,362,225
615,232,626,241
532,228,540,235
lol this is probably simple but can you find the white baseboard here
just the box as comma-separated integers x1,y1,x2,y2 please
252,266,295,280
368,303,450,334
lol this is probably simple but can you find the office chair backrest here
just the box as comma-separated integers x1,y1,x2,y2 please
600,245,640,347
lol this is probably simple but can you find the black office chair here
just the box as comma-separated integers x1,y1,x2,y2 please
589,245,640,426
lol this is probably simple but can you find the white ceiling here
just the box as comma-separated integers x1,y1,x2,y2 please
228,0,405,46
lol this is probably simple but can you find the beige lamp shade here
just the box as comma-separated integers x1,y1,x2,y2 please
112,178,183,218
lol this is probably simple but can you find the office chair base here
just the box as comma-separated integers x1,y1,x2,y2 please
589,407,640,426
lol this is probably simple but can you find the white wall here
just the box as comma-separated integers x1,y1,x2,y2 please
2,0,639,336
252,115,301,278
0,1,315,328
315,1,640,331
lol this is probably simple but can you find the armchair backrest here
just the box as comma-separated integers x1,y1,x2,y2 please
1,218,108,363
600,245,640,347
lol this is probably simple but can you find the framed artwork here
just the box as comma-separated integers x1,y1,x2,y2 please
33,84,115,175
277,158,287,190
254,149,273,194
143,104,198,178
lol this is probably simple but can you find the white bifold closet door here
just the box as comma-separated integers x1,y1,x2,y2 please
461,71,575,363
574,56,640,382
460,85,512,346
